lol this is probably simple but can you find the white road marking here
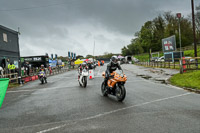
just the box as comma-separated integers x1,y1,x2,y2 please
36,124,66,133
35,92,191,133
167,84,183,90
6,90,35,93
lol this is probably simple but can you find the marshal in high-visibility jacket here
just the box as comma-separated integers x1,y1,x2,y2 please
8,63,16,70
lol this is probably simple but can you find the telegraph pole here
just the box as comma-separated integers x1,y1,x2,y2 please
93,40,95,62
177,13,182,59
191,0,197,57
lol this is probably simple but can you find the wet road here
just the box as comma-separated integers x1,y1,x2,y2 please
0,64,200,133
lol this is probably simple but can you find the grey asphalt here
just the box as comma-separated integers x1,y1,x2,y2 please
0,64,199,133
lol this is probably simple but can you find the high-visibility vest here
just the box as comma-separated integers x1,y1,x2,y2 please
8,64,16,70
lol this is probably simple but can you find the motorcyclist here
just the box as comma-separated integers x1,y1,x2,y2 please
39,64,47,83
105,56,122,87
78,62,88,79
87,61,93,70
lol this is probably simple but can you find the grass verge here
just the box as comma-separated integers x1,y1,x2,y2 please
170,70,200,90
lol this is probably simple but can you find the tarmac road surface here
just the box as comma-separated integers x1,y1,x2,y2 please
0,64,199,133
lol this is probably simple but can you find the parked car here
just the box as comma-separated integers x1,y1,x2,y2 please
151,57,159,62
125,56,132,64
156,56,165,62
133,57,139,63
185,57,195,62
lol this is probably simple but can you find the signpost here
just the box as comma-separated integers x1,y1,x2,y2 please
162,35,177,62
177,13,182,61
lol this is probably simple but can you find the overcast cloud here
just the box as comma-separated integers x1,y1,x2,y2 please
0,0,195,57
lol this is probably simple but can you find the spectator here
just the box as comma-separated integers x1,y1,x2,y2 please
0,66,4,78
8,62,16,78
8,62,16,73
25,62,30,76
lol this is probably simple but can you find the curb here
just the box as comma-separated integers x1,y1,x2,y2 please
167,78,200,94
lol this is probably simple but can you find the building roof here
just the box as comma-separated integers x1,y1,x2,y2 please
0,25,18,34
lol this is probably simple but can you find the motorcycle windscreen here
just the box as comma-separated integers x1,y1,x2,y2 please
0,78,9,108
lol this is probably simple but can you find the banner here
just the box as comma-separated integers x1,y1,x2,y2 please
68,51,70,58
162,35,176,52
57,59,62,65
49,59,57,67
0,78,9,108
71,52,73,59
51,54,53,60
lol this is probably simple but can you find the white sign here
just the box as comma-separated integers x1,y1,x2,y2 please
14,60,18,68
33,57,42,61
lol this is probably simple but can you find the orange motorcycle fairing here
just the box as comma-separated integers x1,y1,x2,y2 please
102,71,127,88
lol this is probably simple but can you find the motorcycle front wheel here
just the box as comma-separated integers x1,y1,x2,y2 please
41,78,44,84
101,81,108,96
116,85,126,102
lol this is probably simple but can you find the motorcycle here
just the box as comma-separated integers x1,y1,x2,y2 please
78,68,89,88
101,70,127,102
38,71,47,84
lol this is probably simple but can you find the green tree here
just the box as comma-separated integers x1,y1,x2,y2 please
121,11,194,56
86,55,93,58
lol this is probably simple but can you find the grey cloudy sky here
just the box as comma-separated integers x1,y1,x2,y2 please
0,0,195,57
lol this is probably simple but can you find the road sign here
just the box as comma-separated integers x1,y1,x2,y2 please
176,13,181,18
162,35,176,52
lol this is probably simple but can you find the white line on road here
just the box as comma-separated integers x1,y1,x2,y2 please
35,92,191,133
6,89,36,93
36,124,66,133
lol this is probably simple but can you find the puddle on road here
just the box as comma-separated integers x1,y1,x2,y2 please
137,74,168,85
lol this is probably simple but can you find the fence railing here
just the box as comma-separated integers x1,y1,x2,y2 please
180,57,200,73
135,57,200,74
0,65,79,83
135,58,181,69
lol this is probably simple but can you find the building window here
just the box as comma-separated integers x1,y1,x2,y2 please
3,33,8,42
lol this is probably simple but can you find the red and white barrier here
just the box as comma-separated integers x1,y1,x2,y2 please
89,70,94,79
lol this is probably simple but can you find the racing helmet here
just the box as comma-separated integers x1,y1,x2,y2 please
111,56,118,65
82,62,87,67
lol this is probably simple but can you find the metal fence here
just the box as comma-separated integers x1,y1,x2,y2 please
0,65,78,83
135,57,200,74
